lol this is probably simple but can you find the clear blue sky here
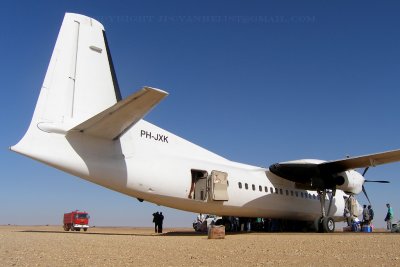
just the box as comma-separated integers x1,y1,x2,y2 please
1,1,400,228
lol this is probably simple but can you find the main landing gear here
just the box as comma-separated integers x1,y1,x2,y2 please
315,189,336,233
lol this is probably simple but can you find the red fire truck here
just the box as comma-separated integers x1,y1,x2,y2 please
63,210,90,231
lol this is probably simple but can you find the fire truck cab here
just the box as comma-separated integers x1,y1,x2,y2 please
63,210,90,231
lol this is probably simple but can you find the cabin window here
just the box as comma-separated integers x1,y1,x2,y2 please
265,186,268,193
259,185,262,192
279,188,283,195
270,187,273,193
295,191,298,197
238,182,242,189
275,188,278,194
290,190,294,196
252,184,255,191
245,183,248,190
286,190,289,196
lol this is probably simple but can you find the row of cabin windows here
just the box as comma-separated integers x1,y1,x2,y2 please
237,182,319,200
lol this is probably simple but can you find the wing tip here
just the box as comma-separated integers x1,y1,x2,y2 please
143,86,169,96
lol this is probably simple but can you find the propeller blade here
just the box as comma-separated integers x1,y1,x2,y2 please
362,167,369,176
362,166,390,183
364,180,390,183
362,185,371,205
361,167,388,206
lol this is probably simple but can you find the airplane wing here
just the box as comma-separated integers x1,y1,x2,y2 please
319,149,400,173
269,148,400,189
71,87,168,140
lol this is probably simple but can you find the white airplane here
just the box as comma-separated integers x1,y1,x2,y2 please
11,13,400,232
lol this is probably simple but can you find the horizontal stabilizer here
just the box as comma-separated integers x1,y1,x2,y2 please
71,87,168,139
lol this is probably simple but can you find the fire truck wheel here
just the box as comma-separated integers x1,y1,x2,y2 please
84,228,87,232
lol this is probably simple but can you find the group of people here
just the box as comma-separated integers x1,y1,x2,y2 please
345,200,396,232
152,212,164,233
362,204,374,226
362,203,394,231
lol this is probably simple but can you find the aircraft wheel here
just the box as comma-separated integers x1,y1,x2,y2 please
322,217,335,233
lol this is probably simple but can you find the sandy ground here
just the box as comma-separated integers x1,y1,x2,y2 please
1,225,399,266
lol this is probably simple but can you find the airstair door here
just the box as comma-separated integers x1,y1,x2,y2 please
211,170,229,201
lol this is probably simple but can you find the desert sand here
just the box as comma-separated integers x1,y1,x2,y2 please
1,225,399,266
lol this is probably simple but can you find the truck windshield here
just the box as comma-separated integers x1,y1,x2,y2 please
76,214,88,219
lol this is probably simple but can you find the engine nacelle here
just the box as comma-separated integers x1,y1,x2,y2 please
336,170,365,194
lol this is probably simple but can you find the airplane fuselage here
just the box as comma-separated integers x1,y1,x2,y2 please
14,119,347,223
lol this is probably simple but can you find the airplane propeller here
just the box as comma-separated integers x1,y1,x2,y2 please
361,167,390,205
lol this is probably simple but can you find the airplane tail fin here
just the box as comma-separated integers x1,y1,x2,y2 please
27,13,122,134
12,13,169,157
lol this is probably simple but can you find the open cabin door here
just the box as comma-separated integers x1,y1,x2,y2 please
190,170,208,201
211,170,229,201
189,169,229,201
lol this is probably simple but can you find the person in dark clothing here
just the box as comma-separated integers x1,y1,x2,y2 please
152,212,159,233
158,212,164,233
368,205,374,225
362,204,370,226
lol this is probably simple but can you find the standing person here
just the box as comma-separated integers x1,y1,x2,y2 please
385,203,394,231
362,205,370,226
344,207,351,226
368,205,374,226
246,218,251,232
152,212,159,233
197,213,205,224
158,212,164,233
